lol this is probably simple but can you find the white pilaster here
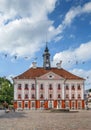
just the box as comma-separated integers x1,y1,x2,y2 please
75,85,77,99
81,83,84,100
36,81,39,100
62,84,65,100
54,83,57,100
29,83,31,100
45,81,48,99
22,83,24,100
14,83,17,100
69,84,71,100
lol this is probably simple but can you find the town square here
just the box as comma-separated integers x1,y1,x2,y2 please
0,109,91,130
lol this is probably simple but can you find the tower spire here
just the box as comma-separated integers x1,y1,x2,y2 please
43,42,51,69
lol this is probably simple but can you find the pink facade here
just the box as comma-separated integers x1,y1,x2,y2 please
14,71,85,110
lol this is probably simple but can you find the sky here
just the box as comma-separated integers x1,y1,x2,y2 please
0,0,91,90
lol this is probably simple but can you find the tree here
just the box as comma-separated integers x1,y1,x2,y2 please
89,89,91,92
0,77,14,105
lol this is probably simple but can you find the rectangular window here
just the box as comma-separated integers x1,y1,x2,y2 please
78,94,81,99
25,94,28,99
58,94,61,98
66,85,69,90
49,84,52,90
18,94,21,99
72,85,75,90
40,94,44,98
72,94,74,98
31,84,35,90
31,94,35,99
49,94,52,98
66,94,69,98
40,84,43,90
25,84,29,90
78,84,81,90
58,84,61,90
18,84,22,90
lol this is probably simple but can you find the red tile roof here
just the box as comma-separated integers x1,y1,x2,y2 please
14,67,84,80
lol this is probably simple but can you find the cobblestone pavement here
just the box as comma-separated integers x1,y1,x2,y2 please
0,109,91,130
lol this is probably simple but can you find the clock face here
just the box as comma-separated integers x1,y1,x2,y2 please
46,63,49,67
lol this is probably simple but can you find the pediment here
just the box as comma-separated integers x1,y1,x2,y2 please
38,71,64,80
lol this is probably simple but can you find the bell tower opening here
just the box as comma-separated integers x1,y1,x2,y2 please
43,42,51,69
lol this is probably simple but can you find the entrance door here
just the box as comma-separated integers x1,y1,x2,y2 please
48,101,53,108
40,101,44,110
72,101,75,109
57,100,61,109
31,101,35,110
65,101,69,109
24,101,28,110
17,101,22,110
78,101,81,109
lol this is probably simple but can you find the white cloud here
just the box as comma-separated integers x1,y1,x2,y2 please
82,2,91,13
62,2,91,26
63,6,81,26
54,35,63,42
53,41,91,69
0,1,91,59
69,34,75,39
0,0,58,58
70,69,91,90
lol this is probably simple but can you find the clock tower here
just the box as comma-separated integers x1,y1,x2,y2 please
43,43,51,69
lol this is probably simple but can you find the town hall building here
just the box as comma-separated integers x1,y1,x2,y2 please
13,45,85,110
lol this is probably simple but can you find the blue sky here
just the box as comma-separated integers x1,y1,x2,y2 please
0,0,91,89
